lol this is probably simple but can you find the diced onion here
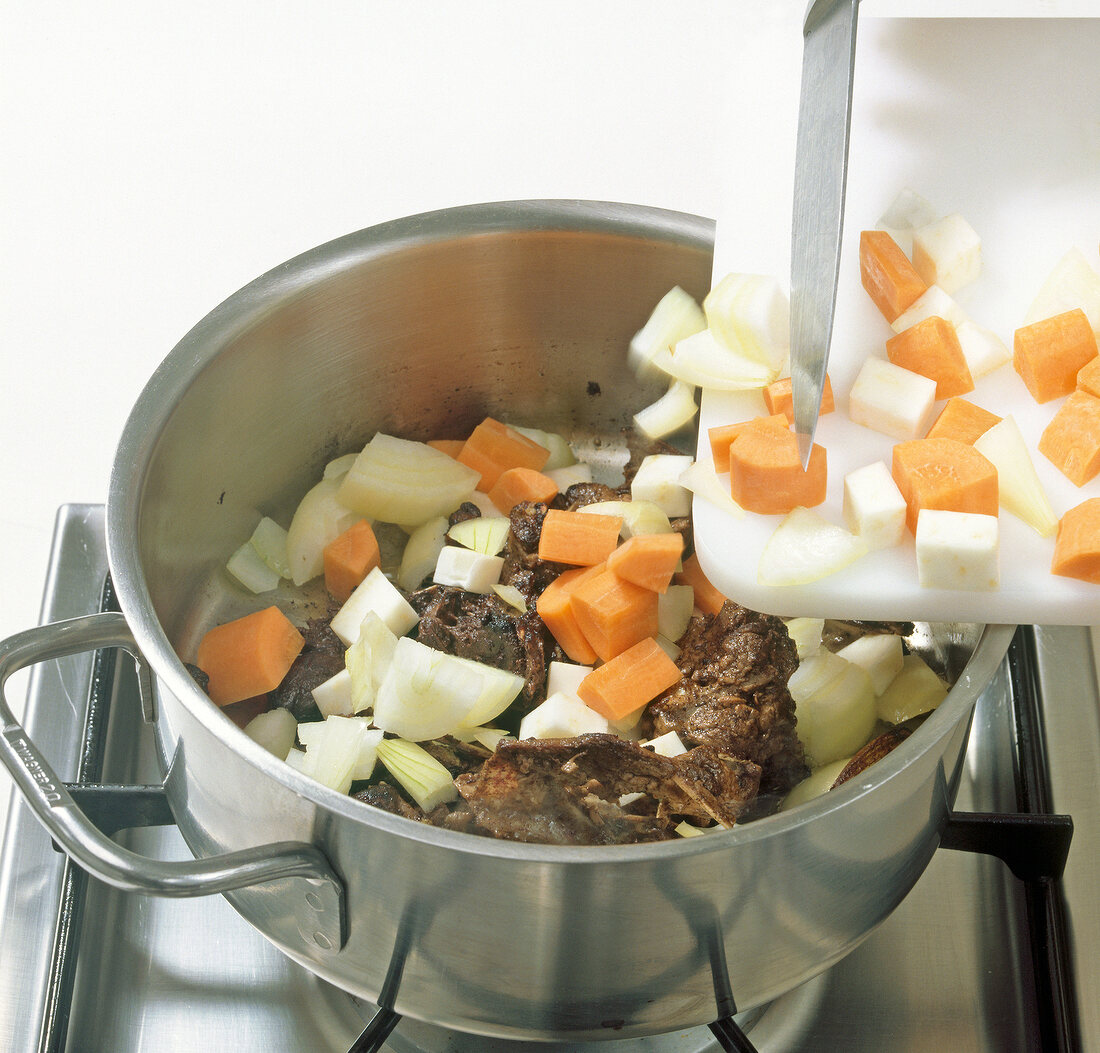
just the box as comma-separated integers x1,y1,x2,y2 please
633,380,698,440
249,516,293,579
447,516,511,555
579,500,672,537
973,416,1057,537
344,611,399,713
337,433,480,527
285,477,358,586
703,273,790,372
226,539,282,593
677,459,745,520
758,508,868,587
788,652,876,767
628,285,707,381
397,515,449,593
375,738,459,811
243,708,297,759
492,584,528,612
372,637,524,741
651,329,776,392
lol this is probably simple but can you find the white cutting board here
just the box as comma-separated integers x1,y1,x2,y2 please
695,16,1100,625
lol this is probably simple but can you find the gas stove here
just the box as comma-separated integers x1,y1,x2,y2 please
1,505,1096,1052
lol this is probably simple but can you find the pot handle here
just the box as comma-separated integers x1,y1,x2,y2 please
0,612,347,952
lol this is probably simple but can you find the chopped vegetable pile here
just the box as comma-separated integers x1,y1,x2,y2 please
186,244,986,841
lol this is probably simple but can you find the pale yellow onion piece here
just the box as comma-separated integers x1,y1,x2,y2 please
375,737,458,811
447,515,511,555
779,757,850,812
875,653,948,725
243,708,297,760
285,476,359,586
226,540,281,594
703,273,790,372
628,285,707,381
249,516,293,579
492,584,528,613
505,424,574,469
345,611,399,714
651,329,776,392
296,716,381,793
323,452,360,479
633,379,698,440
674,820,720,837
337,433,480,527
397,515,449,593
783,617,824,661
757,508,868,587
788,652,876,767
973,416,1057,537
1023,247,1100,336
579,500,670,537
677,459,745,520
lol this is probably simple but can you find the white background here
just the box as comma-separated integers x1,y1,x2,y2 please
0,0,1092,835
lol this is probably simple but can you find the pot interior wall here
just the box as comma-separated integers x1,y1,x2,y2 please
131,217,712,658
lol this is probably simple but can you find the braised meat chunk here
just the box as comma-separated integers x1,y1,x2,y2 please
643,602,808,797
454,733,762,845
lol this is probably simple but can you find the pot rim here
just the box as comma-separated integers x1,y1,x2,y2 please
105,198,1017,865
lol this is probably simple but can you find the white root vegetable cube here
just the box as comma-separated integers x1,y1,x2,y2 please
876,653,948,724
640,730,688,757
633,379,698,440
842,461,907,550
703,272,790,372
911,213,982,295
836,633,904,696
891,285,969,334
433,546,504,594
331,566,419,645
955,320,1011,379
631,454,694,517
546,462,594,490
658,584,695,643
848,358,937,440
312,667,355,717
518,692,609,740
243,708,298,759
876,187,939,258
629,285,707,381
547,660,593,697
915,510,999,591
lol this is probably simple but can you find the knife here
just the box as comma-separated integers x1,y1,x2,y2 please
790,0,860,468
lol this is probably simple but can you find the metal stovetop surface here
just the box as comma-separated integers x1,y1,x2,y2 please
0,505,1096,1052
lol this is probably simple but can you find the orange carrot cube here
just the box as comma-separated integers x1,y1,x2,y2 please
1077,355,1100,399
728,418,827,515
673,552,727,617
1013,308,1099,404
1038,389,1100,487
859,229,928,324
762,375,835,424
708,414,788,474
577,638,682,722
886,315,974,400
1051,498,1100,584
195,606,305,707
891,437,999,535
456,417,551,491
924,397,1002,444
487,466,559,512
569,568,659,662
538,509,622,566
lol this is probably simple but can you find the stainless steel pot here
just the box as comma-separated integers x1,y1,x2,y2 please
0,200,1014,1042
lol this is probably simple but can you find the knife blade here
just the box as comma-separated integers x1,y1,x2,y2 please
790,0,860,468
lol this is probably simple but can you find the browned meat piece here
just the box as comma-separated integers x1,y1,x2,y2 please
831,727,912,788
420,735,494,777
454,733,761,845
643,602,808,797
821,620,914,651
301,616,344,656
353,782,425,822
448,501,482,528
561,481,622,509
410,584,553,710
498,500,567,603
270,647,345,724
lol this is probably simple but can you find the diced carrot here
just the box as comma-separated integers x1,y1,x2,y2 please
570,567,659,662
1038,389,1100,486
606,532,685,593
727,417,827,515
456,417,551,491
1051,498,1100,584
886,315,974,399
195,606,305,707
762,375,835,424
1077,355,1100,399
708,414,787,473
577,637,682,721
537,508,623,566
859,229,929,324
673,552,727,617
535,565,603,664
487,466,559,512
924,397,1002,444
1013,308,1099,404
322,519,381,604
426,438,466,459
891,437,999,535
